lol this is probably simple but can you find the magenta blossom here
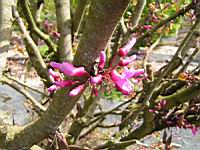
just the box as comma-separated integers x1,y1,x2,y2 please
48,85,59,93
192,126,199,136
110,67,144,95
90,74,103,84
143,25,152,30
114,78,133,95
110,70,134,95
52,31,60,39
118,55,137,66
122,67,145,79
54,80,76,88
69,84,85,96
118,37,136,57
48,68,62,82
98,50,106,69
47,80,77,94
48,36,145,97
50,62,86,77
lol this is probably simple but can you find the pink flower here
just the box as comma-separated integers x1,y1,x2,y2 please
143,25,152,30
149,109,156,113
110,69,133,95
52,31,60,39
160,100,167,107
49,69,61,82
90,74,102,84
114,79,133,95
44,20,49,30
50,62,86,77
98,50,106,69
54,80,76,88
50,62,61,69
122,67,145,78
118,55,137,66
69,84,85,96
92,86,99,96
48,85,59,93
110,69,122,82
192,126,199,136
118,37,136,57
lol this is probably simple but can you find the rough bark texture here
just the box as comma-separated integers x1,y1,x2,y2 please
74,0,129,71
0,0,13,77
55,0,73,62
0,0,129,149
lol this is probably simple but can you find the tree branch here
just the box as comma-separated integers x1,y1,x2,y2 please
0,77,46,113
12,6,52,86
19,0,57,53
5,74,49,97
72,0,88,35
129,3,193,55
121,0,147,46
54,0,73,61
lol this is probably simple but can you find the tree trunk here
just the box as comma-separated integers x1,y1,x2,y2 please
0,0,13,77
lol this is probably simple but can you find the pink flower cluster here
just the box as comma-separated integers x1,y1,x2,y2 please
48,37,145,96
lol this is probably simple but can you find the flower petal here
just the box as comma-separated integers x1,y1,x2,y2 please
98,50,106,69
50,62,62,69
60,62,86,77
143,25,152,30
90,74,103,84
115,79,133,95
110,69,133,95
48,85,59,93
49,68,60,79
52,31,60,39
118,55,137,66
122,67,144,79
131,69,145,77
50,61,86,77
118,37,136,57
110,69,122,82
69,84,85,96
54,80,75,88
192,126,198,136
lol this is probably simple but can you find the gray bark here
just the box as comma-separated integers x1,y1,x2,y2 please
55,0,73,62
0,0,13,77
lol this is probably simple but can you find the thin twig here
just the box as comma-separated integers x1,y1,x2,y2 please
88,92,140,126
174,47,199,78
4,74,49,97
19,0,57,53
0,77,46,113
129,3,193,55
12,5,52,86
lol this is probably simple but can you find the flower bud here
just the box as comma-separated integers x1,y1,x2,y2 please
90,74,102,84
118,37,136,57
98,50,106,69
69,84,85,96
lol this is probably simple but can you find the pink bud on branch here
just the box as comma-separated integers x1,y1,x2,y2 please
98,50,106,69
118,37,136,57
69,84,85,96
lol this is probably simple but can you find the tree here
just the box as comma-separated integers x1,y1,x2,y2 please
0,0,199,149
